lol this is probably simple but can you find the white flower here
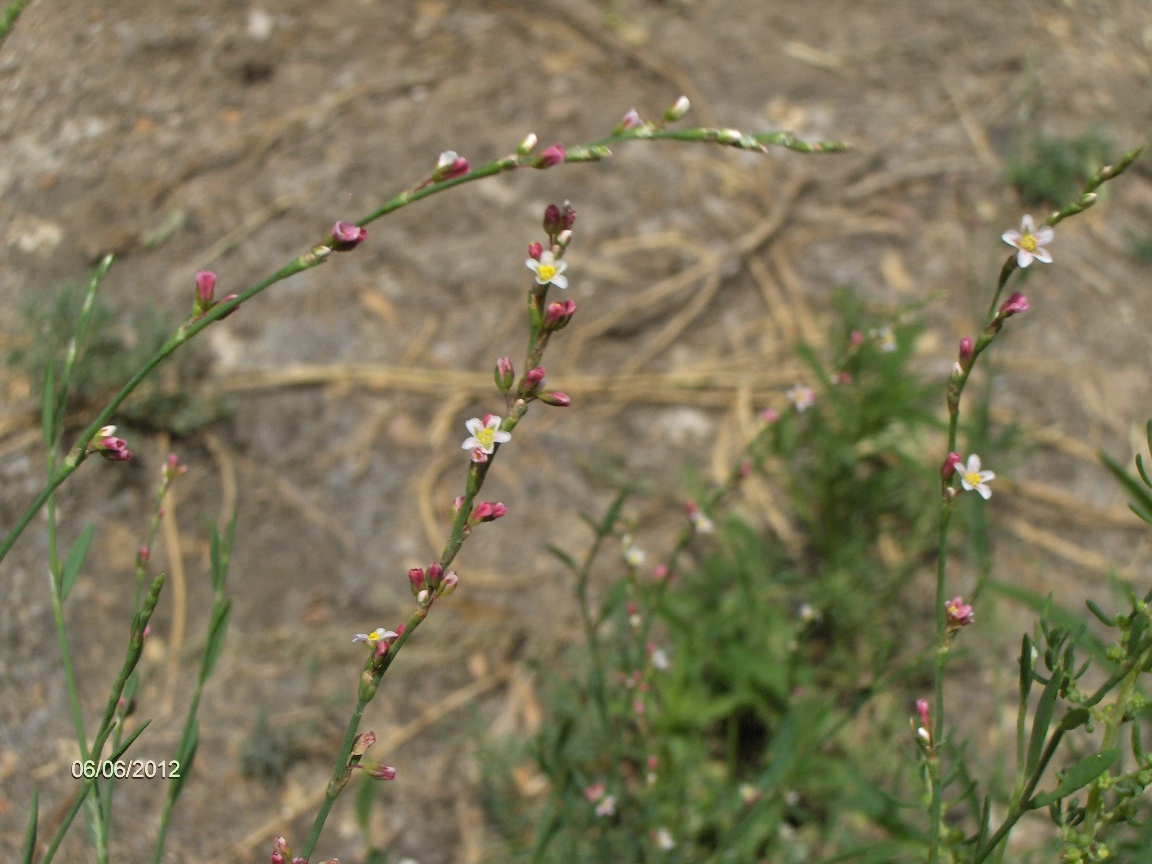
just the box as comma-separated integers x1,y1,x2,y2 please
787,384,816,412
1002,214,1054,268
878,326,897,352
525,250,569,289
461,415,511,455
624,544,646,568
595,795,616,817
654,827,675,850
690,511,714,535
352,627,396,645
959,454,995,500
650,647,670,671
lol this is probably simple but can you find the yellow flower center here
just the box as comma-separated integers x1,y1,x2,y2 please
537,264,557,282
1018,232,1037,252
475,427,495,447
964,471,982,487
368,630,384,641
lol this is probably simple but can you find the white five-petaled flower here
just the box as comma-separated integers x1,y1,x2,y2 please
787,384,816,412
690,510,714,534
461,415,511,455
594,795,616,817
525,250,569,289
352,627,397,646
1002,215,1054,268
959,454,995,500
654,828,676,850
878,326,897,353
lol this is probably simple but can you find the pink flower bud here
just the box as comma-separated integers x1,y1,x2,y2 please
664,95,690,122
470,501,508,523
408,567,425,594
958,337,973,364
584,782,605,802
426,562,443,586
434,150,469,180
945,595,974,629
542,204,562,235
368,763,397,781
761,408,779,423
618,108,643,131
739,461,751,478
849,330,864,347
652,564,670,581
351,731,377,757
561,204,576,231
527,241,543,261
524,366,546,389
535,144,566,169
916,698,930,730
544,299,577,329
331,221,367,251
195,270,217,308
470,447,489,464
494,356,515,393
138,545,149,563
517,132,538,156
941,452,962,480
452,495,466,515
998,292,1029,317
539,391,570,407
440,571,458,595
481,412,496,426
373,639,390,660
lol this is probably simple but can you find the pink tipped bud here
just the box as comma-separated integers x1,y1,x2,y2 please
998,292,1029,317
373,639,390,660
535,144,566,169
958,337,973,364
195,270,217,309
664,95,690,122
481,412,496,426
218,294,240,318
440,571,459,595
544,299,577,329
916,698,931,730
434,150,469,180
849,330,864,347
452,495,466,515
351,731,377,757
618,108,643,131
408,567,426,594
517,132,538,156
331,221,367,251
527,241,543,261
941,452,962,481
368,763,397,781
495,356,515,393
524,366,546,389
138,545,149,564
556,229,573,246
584,782,606,802
470,501,507,523
739,460,751,478
539,391,570,407
542,204,562,235
761,408,779,423
652,564,670,581
272,837,291,864
685,501,700,518
426,562,444,586
561,203,576,231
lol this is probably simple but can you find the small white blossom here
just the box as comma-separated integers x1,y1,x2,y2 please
787,384,816,412
654,827,675,850
525,250,569,289
352,627,396,646
595,795,616,817
690,511,714,534
650,647,670,671
877,326,897,352
959,454,995,500
624,544,646,568
461,415,511,455
1002,214,1054,268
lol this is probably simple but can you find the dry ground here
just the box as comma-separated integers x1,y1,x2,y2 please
2,1,1152,861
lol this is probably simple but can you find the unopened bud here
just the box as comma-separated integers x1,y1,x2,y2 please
351,731,377,758
616,108,643,132
426,562,443,586
561,203,576,230
408,567,426,595
556,229,573,246
544,299,577,330
524,366,546,390
664,95,690,122
998,292,1029,318
718,128,742,145
451,495,465,515
138,545,149,564
368,763,397,781
495,356,515,393
433,149,469,181
941,452,962,480
958,336,973,364
539,390,571,407
542,204,562,236
849,330,864,347
527,241,543,261
517,132,538,156
330,221,367,251
440,571,458,595
194,270,216,312
535,144,566,169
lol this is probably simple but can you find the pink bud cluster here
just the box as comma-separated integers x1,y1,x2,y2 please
191,270,240,319
330,221,367,252
945,595,974,631
90,425,132,462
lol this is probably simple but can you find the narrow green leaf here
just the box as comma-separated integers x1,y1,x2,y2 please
1059,708,1090,731
1132,718,1145,764
1026,674,1061,776
1030,748,1120,808
1102,452,1152,524
1019,634,1035,704
200,601,232,680
60,523,96,603
546,544,580,575
1136,453,1152,490
595,580,629,624
110,719,151,761
355,772,377,831
597,488,631,536
19,787,38,864
168,721,198,802
1085,600,1113,627
41,361,55,449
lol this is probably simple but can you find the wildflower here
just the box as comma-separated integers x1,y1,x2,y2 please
761,407,779,423
351,731,377,757
595,795,617,817
998,292,1029,318
940,452,962,481
527,241,543,261
433,149,469,181
877,326,897,352
535,143,565,169
366,763,397,781
194,269,216,314
618,108,643,131
525,250,569,289
330,221,367,251
787,384,815,412
353,627,397,646
543,298,577,329
91,425,132,461
685,501,713,534
623,539,646,568
945,595,974,630
542,204,562,235
461,415,511,455
1002,214,1053,268
958,454,995,499
958,336,973,365
916,698,930,729
849,330,864,347
469,501,508,524
653,827,676,850
524,366,546,390
584,782,606,802
652,563,670,581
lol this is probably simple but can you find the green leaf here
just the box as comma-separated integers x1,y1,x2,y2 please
168,721,198,802
19,787,37,864
597,488,631,536
200,601,231,680
1102,452,1152,524
1059,708,1090,731
59,523,95,603
110,719,151,761
1085,600,1113,627
355,772,377,831
1019,634,1035,705
1026,673,1061,776
546,544,580,575
1030,748,1120,808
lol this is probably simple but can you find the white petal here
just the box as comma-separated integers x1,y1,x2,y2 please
526,258,539,271
960,476,974,491
553,259,567,274
492,430,512,444
1033,247,1052,264
1033,226,1054,244
979,470,995,483
462,437,479,450
1002,230,1021,246
551,273,568,289
465,417,484,435
539,251,556,265
966,454,982,474
485,415,503,430
1016,249,1034,267
976,484,992,500
1021,214,1036,233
